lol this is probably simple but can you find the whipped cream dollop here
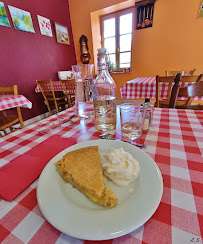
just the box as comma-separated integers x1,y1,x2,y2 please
102,148,140,186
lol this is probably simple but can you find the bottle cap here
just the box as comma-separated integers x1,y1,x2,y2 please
98,48,107,54
145,98,150,103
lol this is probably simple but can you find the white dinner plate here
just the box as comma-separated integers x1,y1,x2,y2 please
37,139,163,240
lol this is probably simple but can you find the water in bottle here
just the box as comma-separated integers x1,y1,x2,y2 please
93,48,117,131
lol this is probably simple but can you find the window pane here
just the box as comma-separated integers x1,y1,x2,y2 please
120,63,130,68
120,34,132,52
104,37,115,54
120,52,131,64
120,13,132,35
109,54,116,65
104,18,115,38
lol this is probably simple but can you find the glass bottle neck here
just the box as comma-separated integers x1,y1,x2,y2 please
97,52,109,72
98,67,109,74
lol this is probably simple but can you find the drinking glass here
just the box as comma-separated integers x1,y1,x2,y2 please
72,64,94,118
38,113,74,134
120,103,147,141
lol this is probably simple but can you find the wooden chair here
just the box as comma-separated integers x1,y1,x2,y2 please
60,79,75,107
156,74,202,108
0,85,24,137
36,79,68,116
169,73,203,110
165,69,195,76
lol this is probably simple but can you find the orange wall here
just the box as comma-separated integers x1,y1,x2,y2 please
69,0,203,99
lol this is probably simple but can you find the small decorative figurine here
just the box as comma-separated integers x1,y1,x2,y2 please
79,35,91,64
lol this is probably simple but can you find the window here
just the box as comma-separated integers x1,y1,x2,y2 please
100,8,134,72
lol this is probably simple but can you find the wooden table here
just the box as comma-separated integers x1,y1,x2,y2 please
0,107,202,243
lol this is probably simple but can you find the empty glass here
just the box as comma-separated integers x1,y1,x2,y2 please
120,103,147,141
72,64,94,118
38,113,74,134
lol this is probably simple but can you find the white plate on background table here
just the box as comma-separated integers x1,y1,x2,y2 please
37,140,163,241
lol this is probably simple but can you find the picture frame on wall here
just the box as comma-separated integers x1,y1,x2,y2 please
0,2,10,27
54,22,70,45
37,15,53,37
8,5,35,33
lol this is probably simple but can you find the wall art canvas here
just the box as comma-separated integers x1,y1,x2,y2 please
0,2,10,27
8,5,35,33
54,22,70,45
37,15,52,37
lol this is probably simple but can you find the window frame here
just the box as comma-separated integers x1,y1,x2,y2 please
100,7,134,73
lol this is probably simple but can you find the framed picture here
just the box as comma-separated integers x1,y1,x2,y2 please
37,15,52,37
8,5,35,33
54,22,70,45
0,2,10,27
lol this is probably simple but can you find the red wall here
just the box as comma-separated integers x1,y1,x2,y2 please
0,0,77,120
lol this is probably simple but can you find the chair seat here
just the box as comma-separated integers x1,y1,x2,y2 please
159,99,191,107
0,115,19,130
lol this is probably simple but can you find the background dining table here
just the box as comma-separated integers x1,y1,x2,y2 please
0,95,32,111
120,77,203,101
0,106,202,244
35,81,68,93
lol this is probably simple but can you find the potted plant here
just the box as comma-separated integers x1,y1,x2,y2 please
107,60,116,73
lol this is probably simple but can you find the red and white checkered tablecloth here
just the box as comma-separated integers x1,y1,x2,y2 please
0,95,32,111
35,81,64,93
0,107,203,244
120,77,202,100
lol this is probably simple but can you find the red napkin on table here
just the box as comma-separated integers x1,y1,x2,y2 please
0,135,76,201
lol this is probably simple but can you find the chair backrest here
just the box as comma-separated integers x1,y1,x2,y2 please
60,79,75,107
58,71,73,80
36,79,56,98
36,79,58,115
60,79,75,94
156,74,202,108
169,74,203,109
166,69,195,76
0,85,18,95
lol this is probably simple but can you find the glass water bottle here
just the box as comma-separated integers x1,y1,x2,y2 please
93,48,117,131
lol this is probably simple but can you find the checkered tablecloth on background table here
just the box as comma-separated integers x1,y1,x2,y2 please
0,107,203,244
120,77,202,101
0,95,32,111
35,81,65,93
